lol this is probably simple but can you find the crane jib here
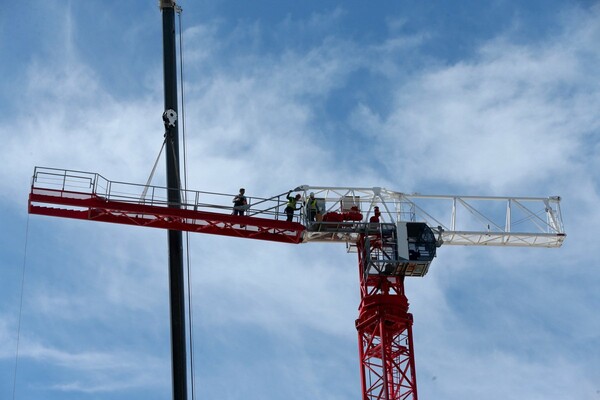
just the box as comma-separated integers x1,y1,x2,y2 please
28,166,566,259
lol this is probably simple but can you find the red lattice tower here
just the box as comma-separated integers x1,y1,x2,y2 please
355,232,418,399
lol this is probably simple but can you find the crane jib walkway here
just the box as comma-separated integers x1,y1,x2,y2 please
28,167,566,248
28,167,305,244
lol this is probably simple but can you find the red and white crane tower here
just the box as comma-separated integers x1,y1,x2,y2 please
28,168,565,399
26,2,566,399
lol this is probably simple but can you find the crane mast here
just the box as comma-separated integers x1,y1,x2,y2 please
27,168,565,400
159,2,188,400
158,2,188,400
354,226,420,398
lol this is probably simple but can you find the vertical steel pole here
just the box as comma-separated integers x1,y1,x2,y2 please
160,2,187,400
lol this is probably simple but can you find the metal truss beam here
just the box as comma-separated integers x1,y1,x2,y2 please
29,190,305,244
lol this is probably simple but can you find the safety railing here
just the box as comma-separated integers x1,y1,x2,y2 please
31,167,297,223
30,168,566,247
295,185,565,247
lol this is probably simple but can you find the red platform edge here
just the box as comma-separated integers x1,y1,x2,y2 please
29,189,305,244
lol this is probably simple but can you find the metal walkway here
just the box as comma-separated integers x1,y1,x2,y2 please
28,167,305,244
28,167,566,248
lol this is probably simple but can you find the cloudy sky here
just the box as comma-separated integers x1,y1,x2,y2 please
1,0,599,399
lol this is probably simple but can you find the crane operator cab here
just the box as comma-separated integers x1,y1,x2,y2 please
397,222,438,276
363,221,439,277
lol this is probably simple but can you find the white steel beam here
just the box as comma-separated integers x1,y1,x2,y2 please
298,186,565,247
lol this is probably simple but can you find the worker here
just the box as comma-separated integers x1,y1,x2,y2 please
232,188,248,216
369,206,381,223
285,191,302,222
306,192,320,222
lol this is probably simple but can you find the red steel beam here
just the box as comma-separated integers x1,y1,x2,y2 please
29,190,305,244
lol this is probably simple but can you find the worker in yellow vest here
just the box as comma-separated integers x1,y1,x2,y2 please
306,192,321,222
285,191,302,222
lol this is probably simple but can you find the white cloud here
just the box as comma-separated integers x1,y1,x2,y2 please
18,339,169,393
351,7,600,195
2,2,599,399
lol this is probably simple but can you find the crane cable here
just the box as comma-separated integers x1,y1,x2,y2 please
176,6,198,400
141,138,166,203
12,214,30,400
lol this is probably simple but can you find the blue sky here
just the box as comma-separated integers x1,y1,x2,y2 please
1,1,599,399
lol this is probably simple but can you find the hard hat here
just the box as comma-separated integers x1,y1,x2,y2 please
310,192,315,197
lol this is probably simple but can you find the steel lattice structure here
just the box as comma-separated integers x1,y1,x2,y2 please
28,167,566,400
356,233,418,399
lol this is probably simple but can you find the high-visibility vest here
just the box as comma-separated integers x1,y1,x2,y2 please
287,197,297,208
308,198,319,211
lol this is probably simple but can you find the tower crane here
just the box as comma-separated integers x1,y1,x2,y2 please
27,167,565,400
25,2,566,399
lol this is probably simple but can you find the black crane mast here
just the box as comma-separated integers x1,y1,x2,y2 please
160,2,187,400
